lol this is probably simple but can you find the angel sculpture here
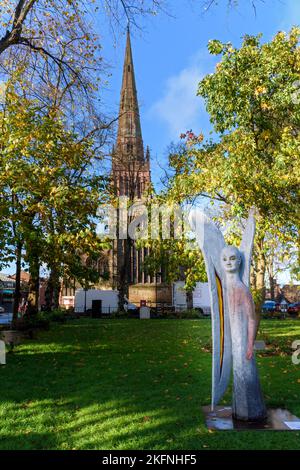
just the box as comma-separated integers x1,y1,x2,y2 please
189,209,267,422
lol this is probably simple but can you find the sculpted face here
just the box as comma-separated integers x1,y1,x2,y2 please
221,246,241,273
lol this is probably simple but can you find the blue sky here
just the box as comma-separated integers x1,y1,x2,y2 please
100,0,300,189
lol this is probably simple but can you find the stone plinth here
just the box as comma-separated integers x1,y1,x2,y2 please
203,406,300,431
139,306,150,319
0,340,5,365
129,284,172,306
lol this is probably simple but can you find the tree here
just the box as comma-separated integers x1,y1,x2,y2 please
0,1,165,80
166,28,300,305
136,191,207,308
0,0,171,317
142,236,207,300
0,1,168,157
0,1,102,100
0,84,109,319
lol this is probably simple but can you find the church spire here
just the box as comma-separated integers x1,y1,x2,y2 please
116,28,144,162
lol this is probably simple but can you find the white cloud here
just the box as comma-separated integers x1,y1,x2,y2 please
149,50,212,140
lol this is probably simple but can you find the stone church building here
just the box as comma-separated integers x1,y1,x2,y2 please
108,28,172,306
61,29,172,307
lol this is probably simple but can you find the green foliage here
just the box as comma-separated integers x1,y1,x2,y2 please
12,313,50,331
171,309,206,319
166,28,300,291
0,84,110,294
142,236,207,291
46,309,68,323
138,196,207,290
172,28,300,230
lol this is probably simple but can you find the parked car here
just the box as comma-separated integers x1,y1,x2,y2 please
287,302,300,315
0,312,12,325
0,306,5,313
262,300,276,313
279,301,289,313
124,297,138,312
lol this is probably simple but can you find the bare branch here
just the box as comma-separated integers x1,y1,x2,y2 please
13,0,37,27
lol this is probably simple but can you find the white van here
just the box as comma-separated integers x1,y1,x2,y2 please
172,281,211,315
74,289,137,315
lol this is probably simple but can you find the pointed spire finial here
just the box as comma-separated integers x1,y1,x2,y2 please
146,146,150,162
116,22,143,160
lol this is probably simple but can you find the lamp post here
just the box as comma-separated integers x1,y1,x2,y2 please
84,284,88,315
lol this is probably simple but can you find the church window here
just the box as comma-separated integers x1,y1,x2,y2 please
98,258,109,276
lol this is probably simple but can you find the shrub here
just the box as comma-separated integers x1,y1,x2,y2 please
175,309,204,319
12,313,50,331
48,309,67,323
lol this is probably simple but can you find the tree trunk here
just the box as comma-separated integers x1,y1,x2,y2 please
12,241,22,323
117,238,131,311
53,272,61,310
44,275,54,312
250,260,257,291
186,291,193,310
255,241,266,333
269,275,275,300
27,256,40,316
45,266,61,311
115,199,131,312
256,251,266,301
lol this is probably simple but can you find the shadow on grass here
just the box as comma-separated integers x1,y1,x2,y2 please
0,319,299,450
0,320,211,449
0,432,61,450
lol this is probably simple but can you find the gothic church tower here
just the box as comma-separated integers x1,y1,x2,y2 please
61,29,172,308
112,28,151,199
111,28,152,295
109,29,171,306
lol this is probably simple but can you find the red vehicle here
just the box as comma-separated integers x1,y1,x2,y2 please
287,302,300,315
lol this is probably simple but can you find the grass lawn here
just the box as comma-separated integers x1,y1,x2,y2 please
0,318,300,450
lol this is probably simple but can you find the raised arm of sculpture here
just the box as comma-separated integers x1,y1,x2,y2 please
189,210,232,409
239,208,256,288
239,208,260,337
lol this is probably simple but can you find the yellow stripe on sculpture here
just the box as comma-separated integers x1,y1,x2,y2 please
215,272,224,375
